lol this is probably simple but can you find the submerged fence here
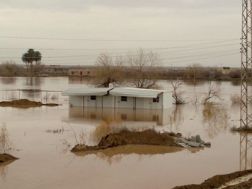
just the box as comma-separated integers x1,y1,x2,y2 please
0,89,67,104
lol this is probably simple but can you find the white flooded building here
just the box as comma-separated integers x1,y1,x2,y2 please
63,87,172,110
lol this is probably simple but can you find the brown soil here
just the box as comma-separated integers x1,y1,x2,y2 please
0,153,18,164
74,145,185,157
0,99,59,108
173,170,252,189
71,129,181,153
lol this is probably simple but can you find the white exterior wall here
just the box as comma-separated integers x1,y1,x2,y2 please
69,96,83,107
102,95,114,108
70,95,115,108
162,92,173,109
114,96,134,109
69,93,173,110
113,95,164,109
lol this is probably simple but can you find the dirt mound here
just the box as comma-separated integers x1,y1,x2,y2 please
0,153,18,164
98,129,179,147
0,99,59,108
173,170,252,189
71,130,181,153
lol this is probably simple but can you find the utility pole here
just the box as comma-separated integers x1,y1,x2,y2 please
240,0,252,129
240,0,252,171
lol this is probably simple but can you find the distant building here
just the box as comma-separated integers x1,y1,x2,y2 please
68,69,95,77
43,65,69,76
63,87,172,110
220,67,231,75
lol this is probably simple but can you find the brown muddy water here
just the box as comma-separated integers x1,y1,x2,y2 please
0,77,248,189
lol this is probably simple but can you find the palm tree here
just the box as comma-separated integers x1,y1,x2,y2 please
22,49,42,76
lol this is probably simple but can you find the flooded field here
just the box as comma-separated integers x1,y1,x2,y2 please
0,77,248,189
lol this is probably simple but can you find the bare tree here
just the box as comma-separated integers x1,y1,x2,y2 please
185,64,202,84
203,82,221,104
171,80,185,105
127,49,160,89
95,54,124,87
0,61,25,77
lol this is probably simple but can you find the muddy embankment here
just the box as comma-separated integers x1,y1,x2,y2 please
0,153,18,165
71,129,210,154
174,170,252,189
0,99,59,108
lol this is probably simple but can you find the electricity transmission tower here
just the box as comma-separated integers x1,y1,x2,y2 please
240,0,252,171
241,0,252,129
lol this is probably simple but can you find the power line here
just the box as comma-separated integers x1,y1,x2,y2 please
0,35,240,42
0,49,238,60
0,42,239,58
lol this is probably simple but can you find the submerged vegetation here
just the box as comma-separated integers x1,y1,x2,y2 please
171,80,185,105
0,125,11,154
0,124,17,164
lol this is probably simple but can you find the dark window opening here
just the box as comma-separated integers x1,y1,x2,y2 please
80,71,83,75
91,114,96,119
153,97,160,103
121,114,127,120
152,115,159,122
90,96,96,100
121,96,127,102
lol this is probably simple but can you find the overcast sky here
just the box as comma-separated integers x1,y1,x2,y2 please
0,0,241,67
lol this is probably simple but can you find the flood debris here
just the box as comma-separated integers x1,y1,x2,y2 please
173,170,252,189
71,129,210,153
0,99,59,108
176,135,211,148
0,153,18,164
46,127,65,134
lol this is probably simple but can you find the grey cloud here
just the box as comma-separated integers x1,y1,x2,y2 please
0,0,239,11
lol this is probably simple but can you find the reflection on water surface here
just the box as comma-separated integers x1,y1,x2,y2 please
0,77,248,189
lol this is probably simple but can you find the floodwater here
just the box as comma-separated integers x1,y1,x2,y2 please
0,77,248,189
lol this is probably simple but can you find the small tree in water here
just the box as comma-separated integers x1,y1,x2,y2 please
171,80,185,105
0,124,11,154
203,82,221,104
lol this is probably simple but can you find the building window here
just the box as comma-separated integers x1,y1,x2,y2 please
152,115,159,121
90,96,96,100
153,97,159,103
121,96,127,102
91,114,96,119
121,114,127,120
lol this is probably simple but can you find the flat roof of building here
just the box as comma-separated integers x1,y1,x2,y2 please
63,86,168,98
63,87,112,96
110,87,165,98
